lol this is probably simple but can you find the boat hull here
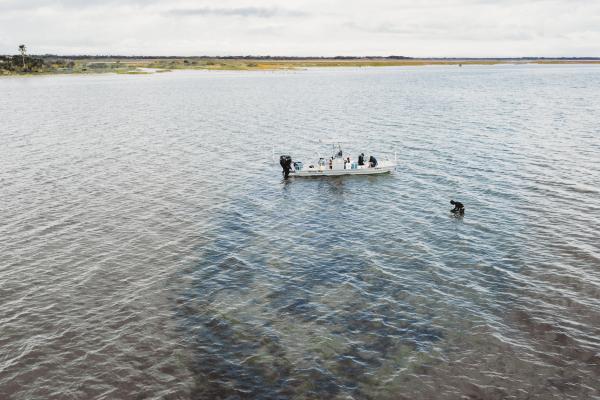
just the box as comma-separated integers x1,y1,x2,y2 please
291,164,395,177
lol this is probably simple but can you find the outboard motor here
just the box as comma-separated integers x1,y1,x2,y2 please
280,155,293,178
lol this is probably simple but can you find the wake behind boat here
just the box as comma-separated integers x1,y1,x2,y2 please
279,142,396,178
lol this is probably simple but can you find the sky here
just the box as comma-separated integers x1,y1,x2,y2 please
1,0,599,57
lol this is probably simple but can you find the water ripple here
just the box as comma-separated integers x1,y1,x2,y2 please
1,65,600,399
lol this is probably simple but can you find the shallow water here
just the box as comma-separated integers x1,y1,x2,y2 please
1,65,599,399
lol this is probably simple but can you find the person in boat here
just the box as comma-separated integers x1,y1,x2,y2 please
337,148,343,158
450,200,465,214
344,157,351,169
369,155,378,168
358,153,365,166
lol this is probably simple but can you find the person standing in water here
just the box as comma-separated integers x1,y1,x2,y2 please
450,200,465,215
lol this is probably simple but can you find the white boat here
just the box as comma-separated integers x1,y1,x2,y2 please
279,142,396,178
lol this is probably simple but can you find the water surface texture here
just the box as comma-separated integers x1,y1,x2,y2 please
1,66,600,399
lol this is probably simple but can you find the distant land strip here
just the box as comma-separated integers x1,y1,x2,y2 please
2,55,600,75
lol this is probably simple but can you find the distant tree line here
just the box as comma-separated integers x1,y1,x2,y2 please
0,45,45,73
3,52,599,65
10,54,415,61
0,55,44,73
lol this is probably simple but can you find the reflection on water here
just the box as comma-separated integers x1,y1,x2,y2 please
1,65,600,399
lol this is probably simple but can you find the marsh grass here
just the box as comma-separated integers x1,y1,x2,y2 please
2,57,599,76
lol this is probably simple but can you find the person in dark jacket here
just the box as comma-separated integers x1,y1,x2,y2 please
450,200,465,214
369,155,378,167
358,153,365,166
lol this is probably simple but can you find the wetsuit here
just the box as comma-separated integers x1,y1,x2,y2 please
358,154,365,166
369,156,378,167
451,201,465,214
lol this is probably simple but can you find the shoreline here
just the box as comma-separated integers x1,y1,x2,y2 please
2,58,600,76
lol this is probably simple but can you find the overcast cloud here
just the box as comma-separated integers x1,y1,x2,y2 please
0,0,599,56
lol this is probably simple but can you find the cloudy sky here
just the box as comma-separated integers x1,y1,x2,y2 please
1,0,599,57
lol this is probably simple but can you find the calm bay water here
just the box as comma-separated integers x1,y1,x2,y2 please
1,65,599,399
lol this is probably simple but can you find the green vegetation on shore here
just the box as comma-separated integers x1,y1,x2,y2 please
2,51,600,76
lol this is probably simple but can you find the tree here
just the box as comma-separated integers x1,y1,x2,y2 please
19,44,26,68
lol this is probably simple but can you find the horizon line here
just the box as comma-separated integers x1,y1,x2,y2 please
2,54,600,60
